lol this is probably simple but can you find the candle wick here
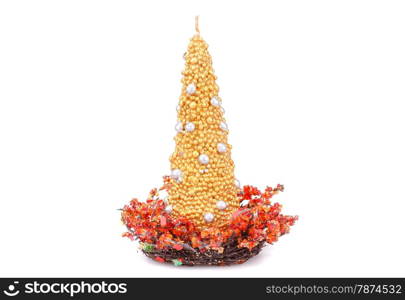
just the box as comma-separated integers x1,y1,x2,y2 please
195,15,200,34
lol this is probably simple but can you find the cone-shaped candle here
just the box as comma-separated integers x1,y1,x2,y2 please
121,17,297,266
168,20,239,229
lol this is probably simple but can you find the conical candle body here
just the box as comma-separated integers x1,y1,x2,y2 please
168,34,239,229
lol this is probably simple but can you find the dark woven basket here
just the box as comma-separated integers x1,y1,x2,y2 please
143,237,266,266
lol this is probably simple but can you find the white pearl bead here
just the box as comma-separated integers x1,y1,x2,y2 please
235,179,241,188
204,212,214,223
171,169,182,180
217,143,227,153
158,189,169,200
185,122,195,132
240,200,249,207
216,200,227,210
210,97,220,107
198,154,209,165
175,122,183,132
220,122,228,131
165,205,173,214
186,83,196,95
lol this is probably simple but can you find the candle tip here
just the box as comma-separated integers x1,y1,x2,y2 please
195,16,200,34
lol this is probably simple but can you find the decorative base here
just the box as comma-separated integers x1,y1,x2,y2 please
143,238,266,266
121,179,297,267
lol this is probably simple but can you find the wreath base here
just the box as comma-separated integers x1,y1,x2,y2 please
142,237,266,266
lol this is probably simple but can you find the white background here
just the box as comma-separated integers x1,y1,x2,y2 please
1,0,404,277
